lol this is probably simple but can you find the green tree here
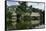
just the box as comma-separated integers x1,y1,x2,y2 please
16,2,32,29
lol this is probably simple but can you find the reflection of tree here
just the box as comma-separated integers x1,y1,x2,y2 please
6,2,45,29
43,11,45,24
16,2,32,29
40,11,45,24
23,16,31,21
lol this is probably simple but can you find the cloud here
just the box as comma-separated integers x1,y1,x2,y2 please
7,1,44,10
7,1,20,6
27,2,44,10
7,0,18,1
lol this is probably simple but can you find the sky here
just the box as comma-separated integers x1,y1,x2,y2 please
27,2,44,10
7,0,18,1
7,0,45,10
7,1,20,6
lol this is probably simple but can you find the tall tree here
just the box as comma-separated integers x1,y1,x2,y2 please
16,2,32,29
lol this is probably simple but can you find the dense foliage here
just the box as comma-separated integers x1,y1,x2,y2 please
6,2,45,30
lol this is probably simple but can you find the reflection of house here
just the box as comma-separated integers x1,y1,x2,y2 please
9,7,17,21
11,9,17,28
31,12,40,16
21,12,40,25
12,11,17,21
31,12,40,25
9,8,16,13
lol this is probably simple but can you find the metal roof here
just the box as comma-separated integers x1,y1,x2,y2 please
31,12,40,16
